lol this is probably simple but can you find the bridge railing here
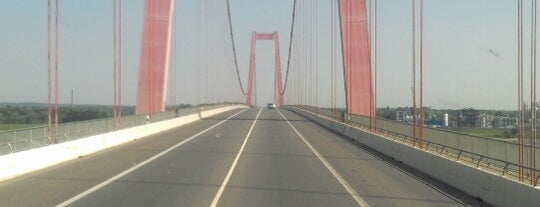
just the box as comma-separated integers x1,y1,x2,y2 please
0,104,232,156
293,105,540,186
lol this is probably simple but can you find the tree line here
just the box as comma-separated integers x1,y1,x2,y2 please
0,102,241,125
0,104,134,124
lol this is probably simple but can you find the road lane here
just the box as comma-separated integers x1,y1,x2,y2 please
276,109,370,207
210,108,262,207
217,109,359,207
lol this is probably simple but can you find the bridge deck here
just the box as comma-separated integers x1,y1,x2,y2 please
0,108,485,207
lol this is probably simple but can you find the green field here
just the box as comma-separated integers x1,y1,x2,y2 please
0,124,45,132
450,127,540,139
450,127,507,139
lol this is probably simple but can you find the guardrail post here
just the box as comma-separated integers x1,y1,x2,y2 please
14,130,17,153
502,163,509,176
43,128,47,144
476,156,483,168
8,143,13,153
457,151,463,161
67,124,70,139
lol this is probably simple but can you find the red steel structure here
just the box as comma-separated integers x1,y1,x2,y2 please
246,32,284,107
339,0,375,117
136,0,175,115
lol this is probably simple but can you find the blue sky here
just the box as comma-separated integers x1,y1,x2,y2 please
0,0,532,110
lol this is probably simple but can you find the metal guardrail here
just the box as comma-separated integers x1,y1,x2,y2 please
291,105,540,186
0,104,235,156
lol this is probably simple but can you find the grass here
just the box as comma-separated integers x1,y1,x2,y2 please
450,127,540,139
0,124,45,132
450,127,507,139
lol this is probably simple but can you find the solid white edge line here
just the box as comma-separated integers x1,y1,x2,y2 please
55,109,248,207
209,108,263,207
276,109,371,207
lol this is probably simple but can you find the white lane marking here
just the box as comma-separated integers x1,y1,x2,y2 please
277,109,371,207
209,108,263,207
56,109,248,207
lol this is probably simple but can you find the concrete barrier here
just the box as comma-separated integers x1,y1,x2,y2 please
286,107,540,207
0,105,247,182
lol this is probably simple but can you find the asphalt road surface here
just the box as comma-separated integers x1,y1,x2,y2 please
0,108,487,207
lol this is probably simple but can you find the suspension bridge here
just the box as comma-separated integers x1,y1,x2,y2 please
0,0,539,206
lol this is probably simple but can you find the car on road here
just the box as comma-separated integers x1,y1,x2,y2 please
267,103,276,109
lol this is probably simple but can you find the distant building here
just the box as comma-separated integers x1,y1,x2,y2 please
492,117,517,128
396,110,412,123
458,108,480,127
475,115,491,128
457,108,507,128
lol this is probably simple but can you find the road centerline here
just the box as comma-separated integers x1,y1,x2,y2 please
209,108,263,207
276,109,371,207
55,109,248,207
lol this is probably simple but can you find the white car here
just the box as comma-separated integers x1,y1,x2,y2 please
267,103,276,109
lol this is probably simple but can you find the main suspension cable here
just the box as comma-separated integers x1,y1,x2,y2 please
225,0,247,96
280,0,298,96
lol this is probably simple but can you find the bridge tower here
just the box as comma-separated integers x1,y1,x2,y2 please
135,0,175,115
340,0,375,117
246,31,284,107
